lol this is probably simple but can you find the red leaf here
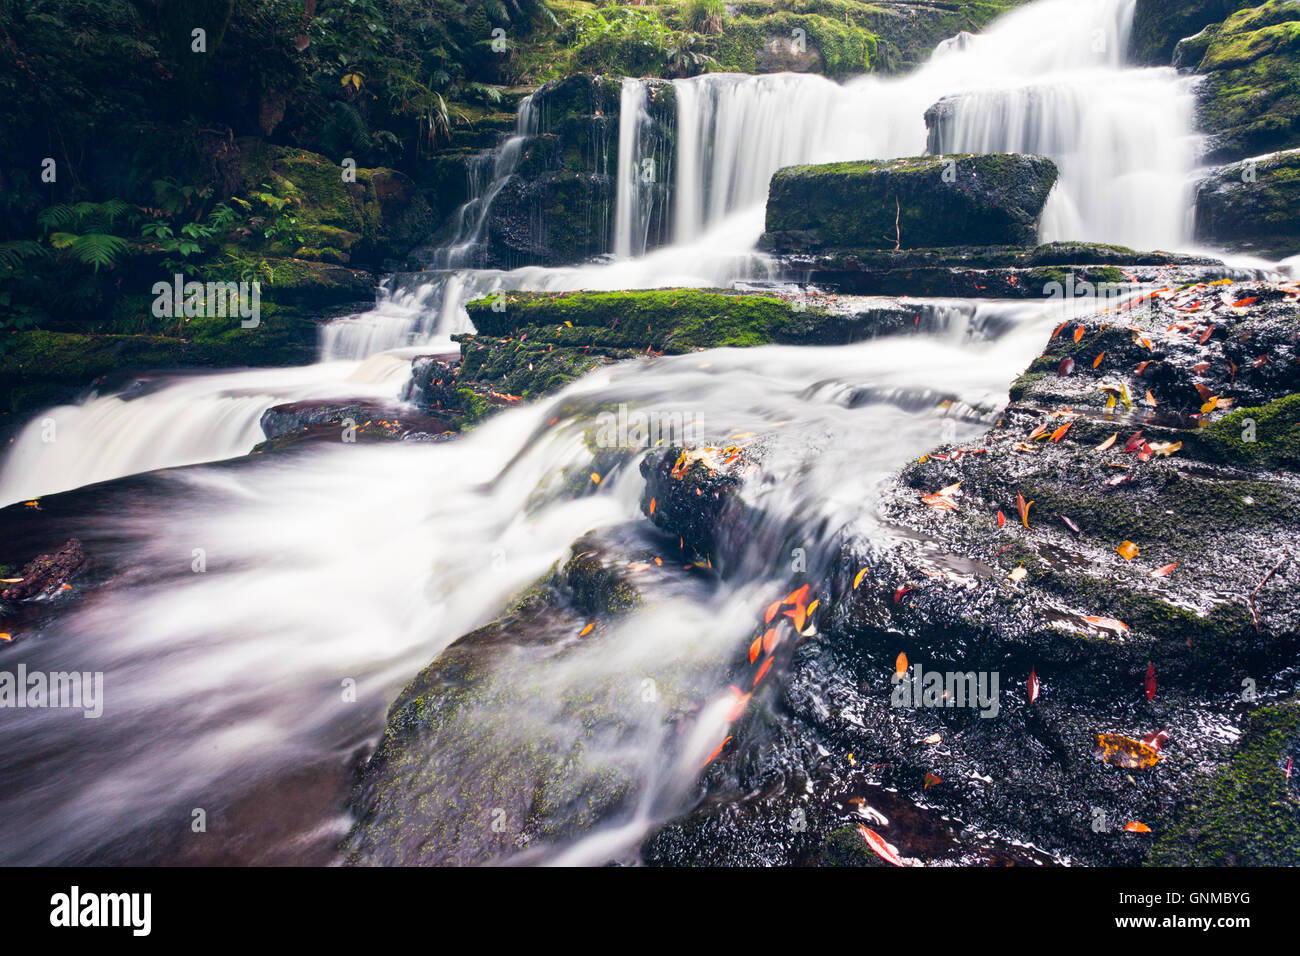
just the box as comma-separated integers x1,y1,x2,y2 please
1123,431,1145,453
1142,728,1170,753
858,825,905,867
1145,662,1157,702
996,510,1006,528
893,585,912,604
1028,666,1040,704
1058,358,1075,377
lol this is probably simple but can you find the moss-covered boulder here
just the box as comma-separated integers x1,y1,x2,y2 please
1129,0,1256,65
760,154,1059,254
1194,147,1300,257
1188,0,1300,163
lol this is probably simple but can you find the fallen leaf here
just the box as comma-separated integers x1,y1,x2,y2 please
893,586,912,604
996,509,1006,528
1008,566,1028,583
1050,423,1072,443
704,736,732,767
1124,821,1152,833
1094,733,1162,770
1148,441,1182,457
1060,514,1082,534
895,652,909,677
753,656,774,686
1150,562,1178,578
1135,361,1151,376
1093,352,1106,369
1142,728,1170,753
0,633,10,643
579,622,595,637
853,567,869,589
1096,432,1119,452
1028,666,1040,704
924,772,942,789
923,733,942,745
858,825,905,867
1016,491,1033,529
1083,615,1130,634
1145,390,1158,407
1145,661,1157,702
649,497,656,515
1232,297,1258,308
1117,540,1140,560
1073,326,1085,343
749,635,762,664
1058,358,1075,377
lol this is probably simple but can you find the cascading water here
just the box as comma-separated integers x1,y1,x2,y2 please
0,0,1258,865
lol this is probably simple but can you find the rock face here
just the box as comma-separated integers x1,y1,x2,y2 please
1128,0,1256,65
760,154,1059,253
0,538,86,603
481,75,675,269
639,279,1300,866
1195,148,1300,257
1184,0,1300,163
764,241,1228,298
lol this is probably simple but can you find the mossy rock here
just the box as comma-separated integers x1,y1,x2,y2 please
1194,148,1300,257
761,154,1059,253
1148,697,1300,865
1192,0,1300,163
1129,0,1256,66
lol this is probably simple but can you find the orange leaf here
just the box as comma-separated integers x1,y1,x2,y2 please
1124,821,1152,833
1093,352,1105,368
749,635,762,664
923,772,942,789
753,656,774,687
1083,615,1130,634
895,652,909,677
1232,297,1257,308
1095,432,1118,452
579,622,595,637
1117,540,1140,560
649,497,656,515
704,736,732,767
1073,325,1085,343
1144,390,1158,407
1049,423,1072,443
1016,491,1033,529
996,509,1006,528
1094,733,1161,770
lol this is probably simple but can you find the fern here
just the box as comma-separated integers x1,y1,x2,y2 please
0,240,51,269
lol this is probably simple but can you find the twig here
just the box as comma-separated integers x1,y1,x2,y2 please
1250,551,1290,634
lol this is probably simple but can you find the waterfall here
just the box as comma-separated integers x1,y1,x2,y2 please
429,92,538,271
0,0,1211,507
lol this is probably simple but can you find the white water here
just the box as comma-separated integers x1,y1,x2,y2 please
0,0,1205,505
0,0,1256,865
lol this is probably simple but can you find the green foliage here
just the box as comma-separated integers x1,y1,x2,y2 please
683,0,727,35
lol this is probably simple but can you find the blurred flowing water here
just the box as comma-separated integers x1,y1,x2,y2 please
0,0,1239,864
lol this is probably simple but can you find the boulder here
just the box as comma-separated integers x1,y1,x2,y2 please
1195,147,1300,257
760,154,1059,254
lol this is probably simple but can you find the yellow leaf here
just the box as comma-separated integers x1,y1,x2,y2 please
1008,566,1028,583
1094,733,1161,770
853,567,869,589
1117,540,1140,560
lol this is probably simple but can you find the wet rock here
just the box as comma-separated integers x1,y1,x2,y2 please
1194,148,1300,258
761,154,1059,253
639,280,1300,866
1147,695,1300,865
343,536,660,865
767,242,1230,298
1,538,87,603
482,75,675,268
254,398,451,451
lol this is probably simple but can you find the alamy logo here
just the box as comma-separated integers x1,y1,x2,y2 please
594,403,703,449
891,663,1000,718
50,886,150,936
0,665,103,718
152,273,260,328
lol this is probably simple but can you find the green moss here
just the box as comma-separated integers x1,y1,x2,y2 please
1147,698,1300,865
1192,393,1300,470
466,288,812,352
